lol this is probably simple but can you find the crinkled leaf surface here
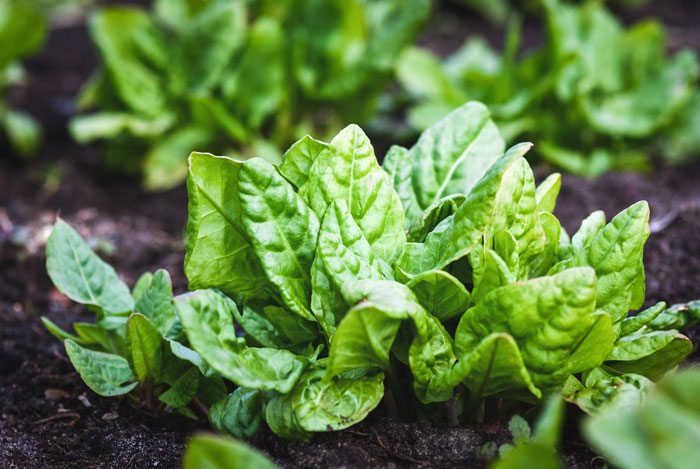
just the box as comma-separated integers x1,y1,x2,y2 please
393,102,505,226
301,124,405,263
456,267,609,390
238,158,319,321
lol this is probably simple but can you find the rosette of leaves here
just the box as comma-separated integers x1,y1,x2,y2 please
42,220,227,418
178,101,691,441
70,0,429,190
0,1,46,156
397,0,700,176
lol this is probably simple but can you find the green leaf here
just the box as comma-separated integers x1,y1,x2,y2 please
280,135,329,190
41,317,84,345
158,366,200,408
491,442,559,469
583,369,700,469
185,152,269,300
301,124,405,263
571,211,606,251
90,7,167,116
126,313,163,383
177,290,307,393
392,102,505,226
168,340,218,378
572,201,650,324
406,270,470,322
569,373,653,415
606,333,691,381
0,4,45,69
292,367,385,432
46,219,133,315
3,109,41,156
64,339,137,396
142,127,210,191
619,302,666,337
238,158,320,321
133,269,174,336
222,16,283,129
68,112,174,144
528,212,561,278
456,267,610,390
210,387,264,439
470,248,515,305
648,300,700,331
317,200,391,301
265,392,312,443
183,433,278,469
396,143,532,276
407,194,466,243
535,173,561,214
447,333,541,402
169,2,246,96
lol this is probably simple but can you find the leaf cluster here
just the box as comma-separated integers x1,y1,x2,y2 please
43,220,227,418
0,1,46,156
70,0,429,190
398,0,700,176
177,101,691,441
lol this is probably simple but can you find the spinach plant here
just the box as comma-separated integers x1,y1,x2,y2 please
71,0,429,190
179,101,691,441
397,0,700,176
584,367,700,469
0,1,46,156
43,220,227,418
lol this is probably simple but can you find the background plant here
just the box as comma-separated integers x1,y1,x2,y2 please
70,0,429,190
398,0,700,176
0,1,46,156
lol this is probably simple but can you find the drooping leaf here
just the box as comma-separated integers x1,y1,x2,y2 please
64,339,137,396
177,290,308,393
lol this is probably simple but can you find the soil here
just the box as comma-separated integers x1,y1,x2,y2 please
2,1,700,468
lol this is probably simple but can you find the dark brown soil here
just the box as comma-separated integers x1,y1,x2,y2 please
1,1,700,468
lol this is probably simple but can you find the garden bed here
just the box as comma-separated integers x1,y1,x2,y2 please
2,1,700,467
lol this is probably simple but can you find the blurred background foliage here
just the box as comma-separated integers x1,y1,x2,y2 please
1,0,699,187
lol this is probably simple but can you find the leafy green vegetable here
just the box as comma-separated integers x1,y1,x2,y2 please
183,433,277,469
584,367,700,469
71,0,429,190
397,0,700,175
43,219,226,414
174,101,691,440
0,1,46,156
